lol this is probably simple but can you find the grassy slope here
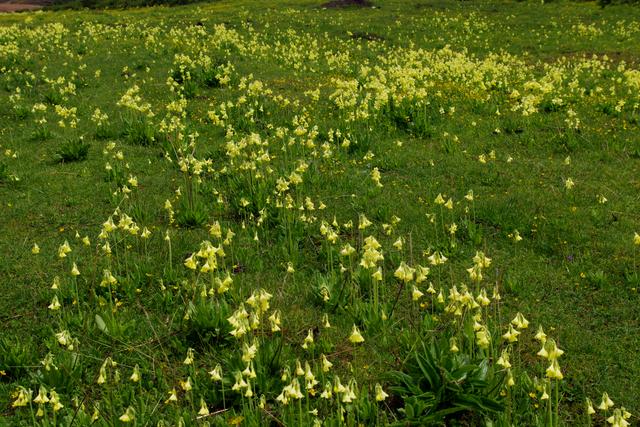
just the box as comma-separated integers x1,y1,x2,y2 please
1,0,640,424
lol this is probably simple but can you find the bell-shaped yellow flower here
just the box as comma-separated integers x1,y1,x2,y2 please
130,364,141,383
502,324,520,343
209,364,223,382
48,295,61,311
348,325,364,344
321,354,333,372
598,392,614,411
497,349,511,369
545,359,563,380
534,325,547,343
302,329,314,349
375,383,388,401
606,409,629,427
511,312,529,329
119,406,135,423
394,261,415,283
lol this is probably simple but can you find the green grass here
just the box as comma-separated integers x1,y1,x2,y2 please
1,0,640,425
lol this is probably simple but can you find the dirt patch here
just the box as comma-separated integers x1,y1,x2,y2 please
0,0,49,12
349,31,384,42
321,0,373,9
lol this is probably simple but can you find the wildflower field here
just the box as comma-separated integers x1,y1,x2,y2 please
1,0,640,425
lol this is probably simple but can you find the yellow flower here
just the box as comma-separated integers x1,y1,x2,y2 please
634,232,640,246
209,364,223,382
180,376,192,392
269,310,281,332
358,213,372,230
302,329,314,349
58,240,71,258
320,382,333,399
394,261,415,282
412,286,424,301
607,409,630,427
198,398,209,416
71,263,80,277
564,177,575,190
119,406,135,423
184,254,198,270
426,282,436,295
371,167,382,187
321,354,333,372
534,325,547,343
497,349,511,369
444,198,453,210
586,398,595,415
393,237,403,250
130,364,141,383
428,251,447,266
476,327,490,349
415,265,430,283
242,342,258,362
598,392,614,411
502,324,520,343
467,264,483,282
449,337,459,353
48,295,61,311
375,383,388,402
165,388,178,404
32,243,40,254
340,243,356,257
33,386,49,404
538,339,564,360
473,251,491,268
349,324,364,344
49,390,63,412
510,230,523,242
11,386,32,407
511,312,529,329
322,313,331,328
545,359,563,380
183,348,195,365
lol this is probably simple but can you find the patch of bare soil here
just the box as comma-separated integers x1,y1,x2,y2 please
350,31,384,42
321,0,373,9
0,0,49,12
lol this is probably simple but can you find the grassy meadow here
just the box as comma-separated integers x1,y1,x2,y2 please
1,0,640,425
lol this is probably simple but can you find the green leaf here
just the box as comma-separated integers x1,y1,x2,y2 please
95,314,109,334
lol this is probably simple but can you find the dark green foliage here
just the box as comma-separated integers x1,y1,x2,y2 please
175,200,209,228
389,339,505,425
0,337,35,381
0,162,10,183
122,116,156,146
55,137,90,163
